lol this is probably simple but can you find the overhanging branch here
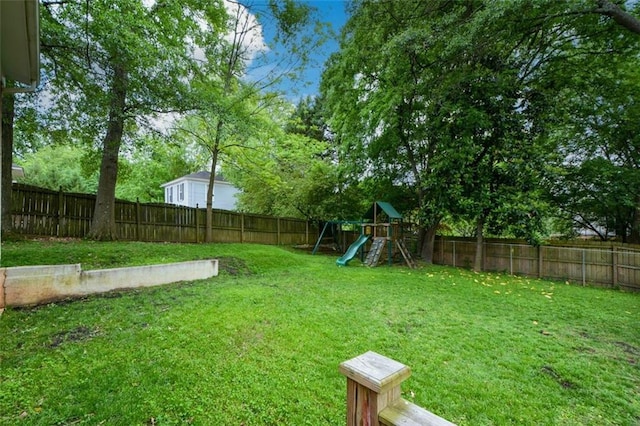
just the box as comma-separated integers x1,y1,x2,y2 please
596,0,640,35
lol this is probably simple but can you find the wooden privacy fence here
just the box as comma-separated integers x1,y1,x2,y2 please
10,184,314,245
11,184,640,289
434,237,640,291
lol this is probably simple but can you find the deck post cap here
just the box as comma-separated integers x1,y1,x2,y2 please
339,351,411,393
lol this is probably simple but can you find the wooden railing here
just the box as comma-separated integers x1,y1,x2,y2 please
340,351,456,426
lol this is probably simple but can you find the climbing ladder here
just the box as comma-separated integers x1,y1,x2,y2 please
396,239,416,269
365,237,386,267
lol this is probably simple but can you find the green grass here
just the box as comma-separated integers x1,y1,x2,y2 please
1,240,638,425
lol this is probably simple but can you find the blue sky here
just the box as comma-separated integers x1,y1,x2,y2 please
297,1,349,99
251,0,349,101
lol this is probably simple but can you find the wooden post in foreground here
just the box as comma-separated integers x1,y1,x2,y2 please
339,351,456,426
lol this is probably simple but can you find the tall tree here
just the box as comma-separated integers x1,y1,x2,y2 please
322,0,640,262
595,0,640,34
176,0,323,242
322,1,444,262
546,51,640,242
224,97,357,220
40,0,226,239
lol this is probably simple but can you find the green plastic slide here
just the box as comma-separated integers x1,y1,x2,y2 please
336,234,370,266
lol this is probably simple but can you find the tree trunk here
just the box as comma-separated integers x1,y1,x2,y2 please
473,215,485,272
205,119,223,243
88,64,128,240
419,223,439,264
1,92,14,235
205,147,219,243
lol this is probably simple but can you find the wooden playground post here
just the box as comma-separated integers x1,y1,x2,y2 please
361,223,368,262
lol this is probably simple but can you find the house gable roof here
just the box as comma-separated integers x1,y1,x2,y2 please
160,171,231,188
12,165,24,179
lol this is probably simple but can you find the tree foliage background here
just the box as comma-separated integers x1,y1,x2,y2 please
6,0,640,254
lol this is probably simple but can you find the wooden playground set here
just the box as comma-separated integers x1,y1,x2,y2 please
312,201,416,268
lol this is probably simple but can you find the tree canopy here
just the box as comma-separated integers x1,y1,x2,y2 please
7,0,640,250
170,0,325,241
37,0,226,239
224,96,362,221
321,0,640,262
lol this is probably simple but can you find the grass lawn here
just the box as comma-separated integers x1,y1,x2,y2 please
0,240,638,425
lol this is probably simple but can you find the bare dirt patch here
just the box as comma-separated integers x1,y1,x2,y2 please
49,326,100,348
614,341,640,356
293,243,344,255
217,256,252,276
540,365,577,389
614,341,640,365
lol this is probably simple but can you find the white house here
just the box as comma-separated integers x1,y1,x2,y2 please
161,171,240,211
12,165,25,181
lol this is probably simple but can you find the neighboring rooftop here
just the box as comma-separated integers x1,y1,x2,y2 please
161,171,230,188
181,171,228,182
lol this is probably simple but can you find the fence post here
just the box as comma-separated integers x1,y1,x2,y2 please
179,206,183,243
612,247,618,287
482,241,487,271
195,204,200,243
241,213,245,243
510,246,514,275
538,246,543,279
306,220,309,245
339,351,456,426
453,241,456,268
277,217,281,245
582,249,586,286
136,198,141,241
57,186,63,237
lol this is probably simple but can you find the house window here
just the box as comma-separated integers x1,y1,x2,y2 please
168,186,173,203
179,183,184,202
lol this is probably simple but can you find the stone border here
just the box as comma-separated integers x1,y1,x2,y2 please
0,259,218,308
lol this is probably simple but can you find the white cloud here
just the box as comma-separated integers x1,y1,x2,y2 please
223,0,269,67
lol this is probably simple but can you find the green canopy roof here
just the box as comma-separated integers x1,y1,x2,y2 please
363,201,402,222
